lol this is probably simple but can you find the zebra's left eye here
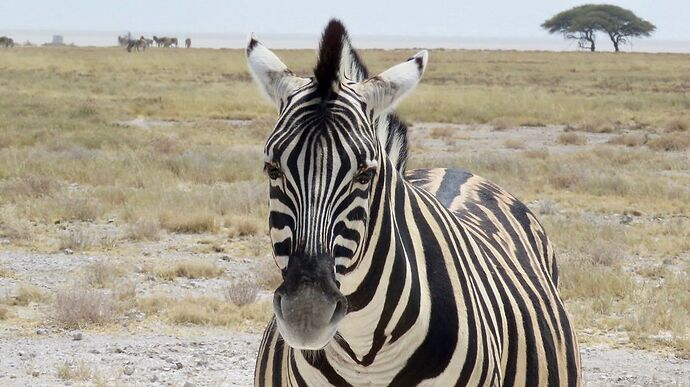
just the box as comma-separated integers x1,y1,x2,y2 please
354,168,375,185
264,163,282,180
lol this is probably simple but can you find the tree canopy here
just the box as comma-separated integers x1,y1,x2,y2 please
542,4,656,52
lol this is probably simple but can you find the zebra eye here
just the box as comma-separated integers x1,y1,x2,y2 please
354,168,375,185
264,163,282,180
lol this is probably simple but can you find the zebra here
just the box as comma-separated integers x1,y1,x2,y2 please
0,36,14,48
126,37,147,53
185,38,192,48
153,35,163,47
247,19,581,386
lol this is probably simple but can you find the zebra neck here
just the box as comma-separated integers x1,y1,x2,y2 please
331,162,431,367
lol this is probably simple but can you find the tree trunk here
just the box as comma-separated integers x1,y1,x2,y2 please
589,39,595,52
608,32,620,52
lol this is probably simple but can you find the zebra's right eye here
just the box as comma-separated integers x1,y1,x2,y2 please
264,163,282,180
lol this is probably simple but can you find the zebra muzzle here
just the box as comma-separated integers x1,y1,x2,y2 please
272,255,347,350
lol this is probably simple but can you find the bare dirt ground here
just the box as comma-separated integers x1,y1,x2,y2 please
1,122,688,386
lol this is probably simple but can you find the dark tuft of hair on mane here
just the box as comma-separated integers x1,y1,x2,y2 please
314,19,347,103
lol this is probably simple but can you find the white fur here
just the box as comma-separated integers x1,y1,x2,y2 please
246,34,310,108
353,50,428,115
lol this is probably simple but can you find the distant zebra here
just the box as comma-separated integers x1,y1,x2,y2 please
126,37,147,53
117,34,130,47
248,19,581,386
0,36,14,48
185,38,191,48
154,36,178,48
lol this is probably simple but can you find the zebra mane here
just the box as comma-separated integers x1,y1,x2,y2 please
315,19,410,173
314,20,346,101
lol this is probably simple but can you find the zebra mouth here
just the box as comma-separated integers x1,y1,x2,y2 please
273,284,347,350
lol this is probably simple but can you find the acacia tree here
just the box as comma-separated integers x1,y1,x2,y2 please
542,4,656,52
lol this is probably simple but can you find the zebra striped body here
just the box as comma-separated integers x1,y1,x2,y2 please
255,166,579,385
247,19,580,386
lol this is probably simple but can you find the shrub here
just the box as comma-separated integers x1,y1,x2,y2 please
503,139,525,149
664,117,689,133
10,284,48,306
53,286,116,328
126,218,161,241
490,117,514,131
607,134,647,147
556,132,587,145
225,279,259,306
648,132,690,151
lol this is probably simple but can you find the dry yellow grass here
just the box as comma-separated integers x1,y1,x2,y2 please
83,261,127,288
137,294,271,327
490,117,515,131
159,210,219,234
126,218,161,241
664,117,689,132
647,132,690,151
607,133,647,147
6,284,48,306
556,132,587,145
0,305,10,320
147,259,224,280
224,214,265,237
56,360,94,382
0,265,16,278
503,139,525,149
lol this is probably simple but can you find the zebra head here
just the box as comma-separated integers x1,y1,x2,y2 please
246,20,427,350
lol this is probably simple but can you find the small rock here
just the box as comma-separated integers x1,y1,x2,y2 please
123,365,134,375
220,255,231,262
31,371,39,377
107,218,115,223
36,328,49,335
150,374,158,382
72,332,83,341
183,382,195,387
175,362,183,370
64,248,74,255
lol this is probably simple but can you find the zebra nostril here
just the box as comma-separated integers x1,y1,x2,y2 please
273,292,284,320
330,296,347,324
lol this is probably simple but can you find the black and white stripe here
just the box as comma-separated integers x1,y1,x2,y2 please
248,19,580,386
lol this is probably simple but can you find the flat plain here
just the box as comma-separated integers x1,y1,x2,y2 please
0,46,688,385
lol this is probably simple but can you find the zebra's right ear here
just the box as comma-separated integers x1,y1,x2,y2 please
246,34,310,109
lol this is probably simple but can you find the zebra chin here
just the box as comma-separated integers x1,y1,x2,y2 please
272,258,348,350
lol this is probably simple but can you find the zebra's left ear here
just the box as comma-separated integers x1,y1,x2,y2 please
353,50,428,115
246,34,310,109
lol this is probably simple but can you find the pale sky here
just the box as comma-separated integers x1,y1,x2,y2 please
0,0,688,40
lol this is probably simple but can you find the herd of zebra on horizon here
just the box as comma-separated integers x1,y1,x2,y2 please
118,34,192,52
0,36,14,48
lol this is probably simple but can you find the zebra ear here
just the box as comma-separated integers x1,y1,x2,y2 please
353,50,428,115
246,34,310,108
